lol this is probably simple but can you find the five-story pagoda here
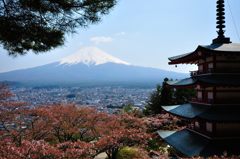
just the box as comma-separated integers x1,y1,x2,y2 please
158,0,240,157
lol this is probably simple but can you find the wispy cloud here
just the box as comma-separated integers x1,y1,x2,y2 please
90,36,113,44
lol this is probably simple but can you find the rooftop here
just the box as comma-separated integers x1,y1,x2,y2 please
162,103,240,122
169,43,240,65
158,129,240,157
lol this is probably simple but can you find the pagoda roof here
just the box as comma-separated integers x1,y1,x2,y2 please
169,43,240,64
162,103,240,122
203,43,240,52
167,74,240,87
162,103,209,119
158,129,240,157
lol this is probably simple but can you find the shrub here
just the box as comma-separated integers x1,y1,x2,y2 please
116,147,145,159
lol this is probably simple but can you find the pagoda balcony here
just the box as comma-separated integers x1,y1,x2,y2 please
188,123,240,138
191,98,214,105
187,126,213,138
191,98,240,106
190,69,240,77
190,68,214,76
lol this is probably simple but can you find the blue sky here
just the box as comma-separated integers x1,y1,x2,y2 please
0,0,240,73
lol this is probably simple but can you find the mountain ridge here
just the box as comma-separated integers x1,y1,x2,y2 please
0,47,188,87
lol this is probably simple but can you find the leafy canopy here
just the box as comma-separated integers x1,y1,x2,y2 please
0,0,116,55
144,78,195,115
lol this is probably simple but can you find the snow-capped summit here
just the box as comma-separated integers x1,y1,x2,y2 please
60,46,130,66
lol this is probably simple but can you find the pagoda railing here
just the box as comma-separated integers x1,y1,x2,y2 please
191,98,214,104
190,68,240,76
192,98,240,105
188,127,214,138
190,68,214,76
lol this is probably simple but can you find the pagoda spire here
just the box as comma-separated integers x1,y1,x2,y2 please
216,0,226,38
212,0,231,44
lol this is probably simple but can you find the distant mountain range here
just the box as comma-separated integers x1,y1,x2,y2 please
0,47,187,87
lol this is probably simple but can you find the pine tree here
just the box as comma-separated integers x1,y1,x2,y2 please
0,0,116,55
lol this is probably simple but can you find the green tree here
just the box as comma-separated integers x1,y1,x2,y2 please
144,78,196,115
160,78,173,106
0,0,116,55
122,104,135,114
144,78,173,115
144,84,162,115
174,88,195,104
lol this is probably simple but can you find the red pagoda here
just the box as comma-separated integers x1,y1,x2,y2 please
158,0,240,157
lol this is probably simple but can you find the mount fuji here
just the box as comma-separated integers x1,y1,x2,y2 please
0,47,187,87
60,47,130,66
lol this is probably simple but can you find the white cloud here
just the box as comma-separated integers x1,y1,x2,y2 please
90,36,113,44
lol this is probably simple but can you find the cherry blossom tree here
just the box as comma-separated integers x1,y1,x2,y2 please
0,85,155,158
0,84,28,146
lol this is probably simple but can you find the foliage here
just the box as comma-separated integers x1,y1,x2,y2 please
0,85,152,159
122,104,135,114
57,141,94,159
144,78,173,115
0,84,202,159
0,84,28,146
144,84,162,115
116,147,149,159
94,113,150,159
144,113,182,133
174,88,195,104
144,78,195,115
0,0,116,55
160,78,173,106
0,140,61,159
120,104,144,118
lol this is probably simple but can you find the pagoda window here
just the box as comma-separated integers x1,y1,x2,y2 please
206,56,213,62
197,91,203,100
207,92,213,99
195,121,200,129
206,122,213,132
196,85,201,89
207,63,214,72
198,65,203,72
207,92,214,103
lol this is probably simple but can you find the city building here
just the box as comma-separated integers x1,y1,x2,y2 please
158,0,240,157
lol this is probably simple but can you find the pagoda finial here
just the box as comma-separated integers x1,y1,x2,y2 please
212,0,231,44
216,0,226,38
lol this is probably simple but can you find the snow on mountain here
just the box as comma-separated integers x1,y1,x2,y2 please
59,47,130,66
0,46,188,87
